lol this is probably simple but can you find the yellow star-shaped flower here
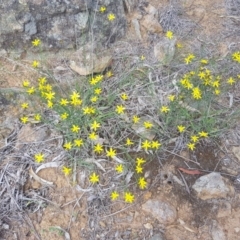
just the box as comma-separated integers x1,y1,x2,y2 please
106,147,116,158
110,191,119,201
89,172,99,184
124,192,134,203
34,153,44,163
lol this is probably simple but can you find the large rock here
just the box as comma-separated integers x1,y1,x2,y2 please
142,198,177,225
69,43,112,75
0,0,128,50
192,172,234,200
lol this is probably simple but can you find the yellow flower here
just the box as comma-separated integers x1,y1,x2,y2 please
106,70,113,77
184,54,195,64
32,60,39,68
106,147,116,158
232,51,240,63
89,77,98,85
60,112,69,120
138,177,147,189
116,105,125,114
227,77,235,85
110,191,119,201
60,98,69,106
187,142,195,151
90,121,100,131
168,95,175,101
26,87,36,94
125,138,134,146
192,87,202,100
176,43,183,48
95,88,102,95
166,30,173,39
90,96,98,103
21,102,29,109
95,75,103,82
64,141,72,150
177,125,185,133
142,140,151,151
32,39,41,47
132,115,140,124
108,13,116,21
71,124,80,133
94,144,104,154
89,172,99,184
143,121,153,129
212,80,220,88
200,59,208,64
38,77,47,85
34,153,44,163
83,107,95,115
62,166,72,176
136,165,143,174
47,100,53,108
140,55,145,60
124,192,134,203
136,157,146,166
191,135,199,143
70,98,82,106
89,132,98,141
70,91,80,100
115,164,124,173
121,93,128,100
34,114,41,121
44,84,52,92
22,80,30,87
198,131,208,138
100,6,106,13
74,139,83,147
20,116,28,124
160,106,170,113
45,91,55,101
151,140,161,149
69,91,82,106
214,89,220,95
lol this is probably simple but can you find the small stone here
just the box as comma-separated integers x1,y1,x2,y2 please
232,146,240,162
99,221,106,228
144,223,153,229
154,38,176,64
141,14,162,34
142,198,177,225
234,227,240,233
2,223,9,230
192,172,234,200
211,220,226,240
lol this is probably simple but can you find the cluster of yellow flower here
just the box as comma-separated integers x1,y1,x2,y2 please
21,35,240,205
99,5,116,21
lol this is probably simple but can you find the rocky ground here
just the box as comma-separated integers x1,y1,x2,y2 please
1,0,240,240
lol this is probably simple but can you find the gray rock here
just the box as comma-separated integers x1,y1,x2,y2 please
149,233,164,240
142,199,177,224
24,18,37,36
211,220,226,240
0,0,127,50
0,12,23,34
75,12,89,30
192,172,234,200
154,38,176,64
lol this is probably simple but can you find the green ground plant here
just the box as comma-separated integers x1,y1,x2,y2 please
18,14,240,205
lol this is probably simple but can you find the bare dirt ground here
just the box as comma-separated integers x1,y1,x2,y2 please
1,0,240,240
